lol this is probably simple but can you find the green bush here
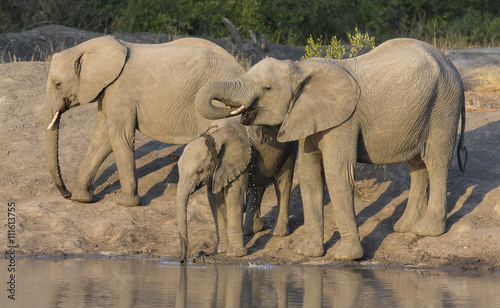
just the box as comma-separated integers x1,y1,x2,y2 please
0,0,124,33
1,0,499,47
326,36,345,60
302,35,324,59
302,28,375,60
347,28,375,57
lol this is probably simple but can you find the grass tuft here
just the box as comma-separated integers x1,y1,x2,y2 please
465,70,500,112
474,71,500,98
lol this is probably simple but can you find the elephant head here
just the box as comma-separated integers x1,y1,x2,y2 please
176,118,251,261
44,36,127,198
195,57,361,142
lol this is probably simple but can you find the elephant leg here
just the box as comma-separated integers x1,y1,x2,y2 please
271,148,296,237
225,173,248,257
73,111,112,203
243,185,265,236
208,185,229,254
412,140,453,236
322,130,363,261
107,107,140,207
324,161,363,260
295,138,326,257
394,156,429,233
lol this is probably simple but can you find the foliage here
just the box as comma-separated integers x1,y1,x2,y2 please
302,35,323,60
0,0,499,47
302,29,374,60
0,0,124,33
326,36,345,59
356,0,500,47
347,27,375,57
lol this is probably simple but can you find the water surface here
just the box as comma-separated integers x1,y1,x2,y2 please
1,257,499,307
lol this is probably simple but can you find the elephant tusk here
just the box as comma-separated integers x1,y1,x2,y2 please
231,105,247,115
47,111,60,130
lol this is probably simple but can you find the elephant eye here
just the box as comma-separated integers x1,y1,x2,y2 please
196,168,203,174
262,84,272,91
54,81,62,89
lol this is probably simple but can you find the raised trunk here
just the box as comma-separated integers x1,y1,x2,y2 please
45,117,71,199
195,76,257,120
176,182,191,262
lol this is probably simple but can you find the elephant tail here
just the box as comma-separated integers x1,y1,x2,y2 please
457,102,468,172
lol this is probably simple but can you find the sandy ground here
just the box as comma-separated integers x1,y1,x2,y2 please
0,27,499,270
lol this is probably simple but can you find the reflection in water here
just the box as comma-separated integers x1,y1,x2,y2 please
1,257,499,307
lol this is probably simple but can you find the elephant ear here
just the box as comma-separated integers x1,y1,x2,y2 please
211,126,251,194
277,59,360,142
76,36,127,105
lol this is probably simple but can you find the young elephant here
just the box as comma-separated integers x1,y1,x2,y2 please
176,117,297,261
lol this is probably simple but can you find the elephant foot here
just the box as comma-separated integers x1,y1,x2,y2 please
296,239,325,257
227,246,247,258
243,217,264,236
412,215,445,236
116,193,140,207
216,240,228,254
271,223,290,237
71,188,94,203
333,239,364,261
393,217,415,233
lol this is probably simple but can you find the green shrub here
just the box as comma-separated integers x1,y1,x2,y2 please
347,27,375,57
326,36,345,60
302,35,323,59
302,29,375,60
0,0,499,47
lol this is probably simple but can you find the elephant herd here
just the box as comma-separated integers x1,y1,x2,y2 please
44,36,466,261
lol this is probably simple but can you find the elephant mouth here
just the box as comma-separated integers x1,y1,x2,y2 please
240,105,258,125
196,181,206,191
191,180,207,194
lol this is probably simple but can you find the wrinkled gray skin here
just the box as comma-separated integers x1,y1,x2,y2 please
195,38,467,260
177,117,297,261
44,36,245,206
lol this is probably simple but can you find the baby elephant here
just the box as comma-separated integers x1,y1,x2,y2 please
176,117,297,261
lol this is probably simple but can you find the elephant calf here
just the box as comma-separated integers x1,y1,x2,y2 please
176,117,297,261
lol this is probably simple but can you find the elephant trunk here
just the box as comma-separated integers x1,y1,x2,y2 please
45,110,71,199
176,182,192,262
195,75,258,120
44,95,71,199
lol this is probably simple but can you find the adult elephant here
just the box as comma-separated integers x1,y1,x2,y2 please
45,36,245,207
195,38,467,260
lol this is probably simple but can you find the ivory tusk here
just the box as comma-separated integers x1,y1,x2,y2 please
231,105,247,115
47,111,60,130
